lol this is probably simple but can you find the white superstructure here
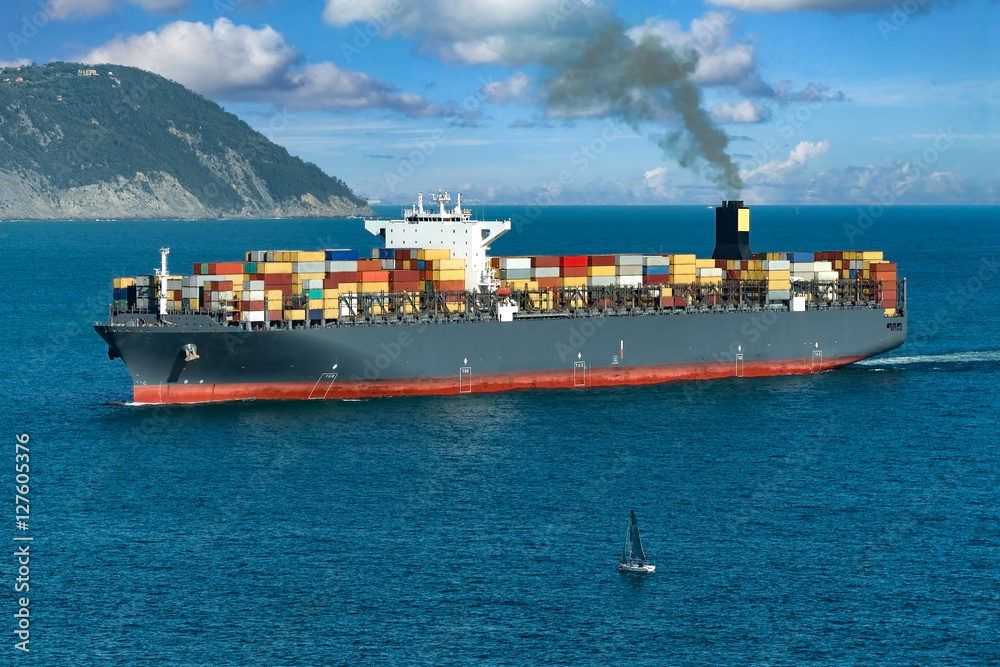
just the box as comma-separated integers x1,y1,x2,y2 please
364,190,511,291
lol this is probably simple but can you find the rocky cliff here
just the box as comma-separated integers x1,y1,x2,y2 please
0,62,372,220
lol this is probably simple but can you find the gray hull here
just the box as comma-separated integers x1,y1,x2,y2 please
95,307,907,403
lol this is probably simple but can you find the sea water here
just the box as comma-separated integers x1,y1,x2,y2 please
1,205,998,665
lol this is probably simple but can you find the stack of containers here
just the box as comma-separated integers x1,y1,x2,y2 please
616,255,644,287
112,277,136,310
560,256,588,288
763,258,791,301
499,257,531,284
694,257,721,289
135,275,155,311
259,259,293,321
669,255,696,285
588,255,616,288
241,274,265,322
180,276,201,311
871,261,898,312
165,276,182,311
358,258,389,294
202,280,235,314
531,256,561,289
642,256,671,287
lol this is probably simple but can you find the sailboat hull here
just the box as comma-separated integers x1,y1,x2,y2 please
618,562,655,573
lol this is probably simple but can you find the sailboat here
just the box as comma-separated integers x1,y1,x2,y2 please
618,509,655,573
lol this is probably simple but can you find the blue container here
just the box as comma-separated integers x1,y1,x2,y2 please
786,252,814,262
644,266,670,275
326,249,360,261
377,248,396,259
309,309,323,320
849,269,857,279
418,260,425,270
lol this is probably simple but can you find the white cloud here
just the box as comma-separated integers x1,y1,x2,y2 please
82,19,298,96
742,140,831,182
80,19,454,118
711,99,770,123
0,59,32,68
480,72,532,105
643,166,673,196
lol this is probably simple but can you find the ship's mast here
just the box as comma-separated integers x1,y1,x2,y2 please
156,247,170,317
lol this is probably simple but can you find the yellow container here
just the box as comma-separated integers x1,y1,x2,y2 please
670,254,696,266
433,269,466,282
436,259,465,271
266,289,284,302
293,251,325,262
358,282,390,293
559,276,589,288
262,262,293,274
418,248,451,260
766,270,791,281
337,282,358,293
323,289,340,299
588,266,616,277
284,309,305,320
296,272,324,282
695,259,716,269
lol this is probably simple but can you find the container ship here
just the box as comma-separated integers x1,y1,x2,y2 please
95,193,907,404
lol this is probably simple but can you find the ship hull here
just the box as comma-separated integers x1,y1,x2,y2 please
96,308,906,404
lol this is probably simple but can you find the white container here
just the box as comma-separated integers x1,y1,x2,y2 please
696,267,724,277
588,276,617,287
791,296,806,312
500,257,532,270
617,275,644,287
533,267,560,278
817,271,839,282
326,261,358,273
616,254,643,266
643,256,671,267
763,260,790,270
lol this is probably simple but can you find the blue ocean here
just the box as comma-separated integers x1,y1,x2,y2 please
2,205,999,665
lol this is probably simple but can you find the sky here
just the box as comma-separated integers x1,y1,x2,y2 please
1,0,998,205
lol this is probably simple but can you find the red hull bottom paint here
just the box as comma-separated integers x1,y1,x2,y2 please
131,356,868,404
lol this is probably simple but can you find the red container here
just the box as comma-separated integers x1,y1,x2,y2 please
588,254,615,266
240,300,265,311
390,281,420,291
267,310,283,321
391,270,419,281
210,261,244,274
357,259,381,271
531,256,561,268
561,266,588,277
264,273,292,287
537,277,560,289
643,274,672,285
435,280,465,292
360,270,390,283
560,255,588,267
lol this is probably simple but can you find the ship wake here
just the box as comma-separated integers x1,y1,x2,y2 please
855,351,1000,367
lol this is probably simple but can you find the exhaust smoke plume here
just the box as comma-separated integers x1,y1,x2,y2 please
540,24,742,195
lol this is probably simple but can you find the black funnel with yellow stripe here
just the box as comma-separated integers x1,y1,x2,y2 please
712,200,752,260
